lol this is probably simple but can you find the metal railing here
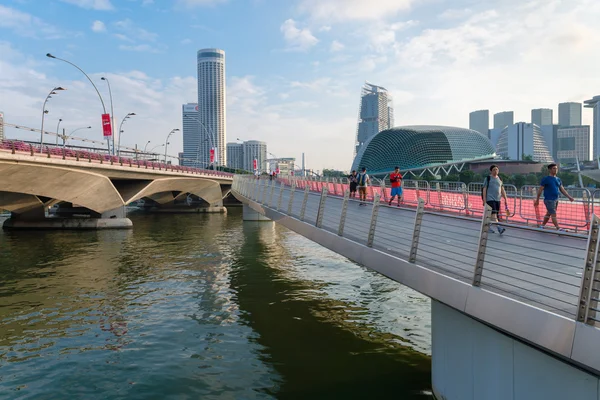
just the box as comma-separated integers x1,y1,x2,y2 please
233,175,600,328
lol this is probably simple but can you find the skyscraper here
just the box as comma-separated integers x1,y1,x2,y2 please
556,126,591,163
243,140,267,172
531,108,553,127
0,111,4,141
354,82,393,156
493,111,514,130
469,110,489,138
197,48,226,166
181,103,200,167
496,123,553,162
558,102,582,127
584,95,600,160
226,143,243,170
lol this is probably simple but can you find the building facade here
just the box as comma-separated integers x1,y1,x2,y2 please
493,111,514,130
181,103,201,167
496,123,553,163
226,143,244,170
556,126,591,163
354,82,394,156
584,95,600,160
531,108,553,127
268,158,295,176
197,48,226,167
469,110,489,138
540,125,560,161
0,111,4,141
558,102,582,127
242,140,267,173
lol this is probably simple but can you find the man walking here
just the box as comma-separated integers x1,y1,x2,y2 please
534,163,574,230
482,164,509,234
348,170,358,198
388,166,403,206
357,167,370,206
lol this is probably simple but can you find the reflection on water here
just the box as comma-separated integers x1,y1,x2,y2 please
0,210,431,399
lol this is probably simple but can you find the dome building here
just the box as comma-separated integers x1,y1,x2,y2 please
351,126,496,176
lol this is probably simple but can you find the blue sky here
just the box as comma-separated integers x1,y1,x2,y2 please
1,0,599,170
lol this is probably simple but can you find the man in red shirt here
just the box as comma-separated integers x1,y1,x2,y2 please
388,166,403,206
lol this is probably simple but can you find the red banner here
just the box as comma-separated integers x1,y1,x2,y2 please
276,168,280,175
253,158,257,170
102,114,112,137
209,148,215,163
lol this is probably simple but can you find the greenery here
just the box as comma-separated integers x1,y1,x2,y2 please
322,168,347,178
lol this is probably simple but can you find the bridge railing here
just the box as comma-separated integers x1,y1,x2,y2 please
233,175,600,329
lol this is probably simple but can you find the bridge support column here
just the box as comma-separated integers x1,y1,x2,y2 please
3,205,132,230
432,300,599,400
242,204,271,221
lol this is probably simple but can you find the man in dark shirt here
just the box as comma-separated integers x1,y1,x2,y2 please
348,170,358,198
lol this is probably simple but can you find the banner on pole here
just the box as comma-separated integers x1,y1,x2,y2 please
209,148,215,163
253,158,257,170
102,114,112,137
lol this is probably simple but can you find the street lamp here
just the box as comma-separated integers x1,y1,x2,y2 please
164,128,179,163
46,53,110,153
39,86,66,149
62,126,92,148
149,143,166,161
143,140,151,153
116,112,136,156
100,77,116,155
183,115,217,167
55,118,63,145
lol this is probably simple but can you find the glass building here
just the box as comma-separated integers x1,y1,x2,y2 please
469,110,489,138
226,143,244,170
351,126,495,175
531,108,553,127
584,95,600,159
493,111,514,130
496,123,553,163
556,126,591,163
181,103,201,167
242,140,267,173
558,102,582,127
354,82,394,156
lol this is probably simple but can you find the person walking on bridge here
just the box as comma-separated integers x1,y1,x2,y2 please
357,167,370,206
388,166,403,206
348,170,358,198
482,164,508,234
534,163,574,231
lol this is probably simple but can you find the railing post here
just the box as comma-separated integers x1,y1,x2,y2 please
577,214,600,324
338,189,350,236
367,192,381,247
254,179,260,201
473,204,493,286
316,186,328,228
277,181,285,210
287,181,296,215
269,180,276,207
300,185,310,221
409,198,425,263
261,179,269,204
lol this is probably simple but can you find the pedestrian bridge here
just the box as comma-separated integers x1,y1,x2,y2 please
232,175,600,400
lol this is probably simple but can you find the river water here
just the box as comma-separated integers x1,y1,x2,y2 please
0,209,432,399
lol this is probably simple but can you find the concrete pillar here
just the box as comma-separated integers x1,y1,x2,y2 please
3,205,132,230
243,204,271,221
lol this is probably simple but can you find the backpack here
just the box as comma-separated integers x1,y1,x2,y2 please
481,175,491,199
358,173,367,186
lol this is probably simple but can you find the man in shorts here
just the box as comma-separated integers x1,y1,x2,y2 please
534,163,574,230
482,164,509,234
388,166,403,206
357,167,370,206
348,170,358,198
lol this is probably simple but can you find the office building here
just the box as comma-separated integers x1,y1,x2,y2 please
531,108,553,127
197,48,226,166
496,123,553,162
540,125,560,160
181,103,201,167
0,111,4,141
556,126,591,163
355,82,394,156
469,110,489,138
558,102,582,127
268,158,295,176
178,152,184,166
226,143,244,170
489,128,503,148
584,95,600,160
493,111,514,130
242,140,267,172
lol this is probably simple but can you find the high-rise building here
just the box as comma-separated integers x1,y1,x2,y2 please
242,140,267,172
584,95,600,160
197,48,226,166
531,108,553,127
354,82,393,156
493,111,514,130
226,143,244,170
556,126,591,163
496,122,553,162
0,111,4,141
469,110,489,138
540,125,560,161
181,103,201,167
558,102,582,127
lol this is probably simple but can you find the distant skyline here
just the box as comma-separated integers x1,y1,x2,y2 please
0,0,598,171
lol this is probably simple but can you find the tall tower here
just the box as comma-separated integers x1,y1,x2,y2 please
197,48,226,166
493,111,514,130
354,82,393,156
181,103,200,167
469,110,489,138
531,108,553,127
558,102,582,127
584,96,600,160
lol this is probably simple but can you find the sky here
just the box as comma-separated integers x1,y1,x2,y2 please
1,0,599,171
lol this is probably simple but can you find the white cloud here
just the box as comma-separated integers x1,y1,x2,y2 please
0,5,64,39
319,25,331,32
118,44,160,53
330,40,344,52
142,0,154,5
91,20,106,33
299,0,413,22
114,19,158,42
280,19,318,51
438,8,473,20
176,0,226,6
60,0,113,11
181,38,192,44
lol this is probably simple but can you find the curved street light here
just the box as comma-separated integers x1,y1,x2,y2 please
183,115,217,167
100,77,116,155
46,53,109,152
143,140,151,153
62,126,92,148
116,112,136,157
164,128,179,163
55,118,63,145
39,86,66,149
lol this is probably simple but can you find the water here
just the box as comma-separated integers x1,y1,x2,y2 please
0,209,432,399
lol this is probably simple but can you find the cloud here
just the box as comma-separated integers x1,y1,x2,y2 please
0,5,64,39
91,20,106,33
438,8,473,20
118,44,161,53
59,0,114,10
298,0,413,22
280,19,318,51
114,19,158,42
181,38,192,44
319,25,331,32
176,0,226,7
142,0,154,5
330,40,344,52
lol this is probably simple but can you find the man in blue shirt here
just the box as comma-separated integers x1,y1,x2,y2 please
533,163,574,230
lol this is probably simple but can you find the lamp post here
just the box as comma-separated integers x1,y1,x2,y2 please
39,87,66,149
62,126,92,148
116,112,136,156
150,143,166,161
164,128,179,163
46,53,110,153
55,118,63,145
143,140,151,153
183,115,216,167
100,77,116,155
